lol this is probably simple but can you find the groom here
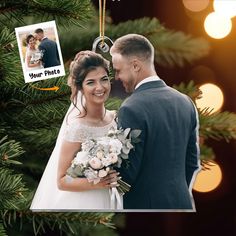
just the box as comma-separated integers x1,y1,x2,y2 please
110,34,201,210
34,28,60,68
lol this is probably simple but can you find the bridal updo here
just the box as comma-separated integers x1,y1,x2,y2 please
68,50,110,103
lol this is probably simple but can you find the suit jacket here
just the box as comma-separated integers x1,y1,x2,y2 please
39,38,60,68
117,80,200,210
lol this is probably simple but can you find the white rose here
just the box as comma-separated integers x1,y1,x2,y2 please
89,157,103,169
97,137,110,147
81,140,94,152
102,156,112,167
109,153,118,164
96,150,104,159
98,169,108,178
109,139,123,154
74,151,88,166
84,169,100,184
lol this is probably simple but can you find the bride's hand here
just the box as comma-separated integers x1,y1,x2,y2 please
97,170,120,189
34,60,41,66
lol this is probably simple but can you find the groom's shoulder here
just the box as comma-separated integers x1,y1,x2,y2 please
41,38,54,45
120,94,144,113
123,91,148,105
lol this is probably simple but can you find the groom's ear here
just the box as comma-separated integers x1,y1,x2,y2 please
132,59,141,72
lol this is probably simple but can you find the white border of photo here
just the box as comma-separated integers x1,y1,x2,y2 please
15,20,65,83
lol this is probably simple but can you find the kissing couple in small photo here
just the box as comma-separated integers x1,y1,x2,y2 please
30,34,200,211
25,28,60,71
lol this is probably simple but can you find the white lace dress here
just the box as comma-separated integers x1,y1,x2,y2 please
25,47,44,71
30,106,123,211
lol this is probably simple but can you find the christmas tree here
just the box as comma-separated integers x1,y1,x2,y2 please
1,0,236,235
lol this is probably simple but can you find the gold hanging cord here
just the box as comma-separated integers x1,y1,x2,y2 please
92,0,113,53
99,0,106,46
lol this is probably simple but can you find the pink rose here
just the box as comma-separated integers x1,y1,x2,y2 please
98,169,108,178
89,157,103,169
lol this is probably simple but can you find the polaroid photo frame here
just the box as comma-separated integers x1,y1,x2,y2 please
15,20,65,83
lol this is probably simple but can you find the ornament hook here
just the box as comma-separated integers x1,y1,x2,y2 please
92,36,113,53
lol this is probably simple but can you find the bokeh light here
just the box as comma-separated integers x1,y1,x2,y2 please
182,0,209,12
193,162,222,192
213,0,236,18
196,83,224,113
204,12,232,39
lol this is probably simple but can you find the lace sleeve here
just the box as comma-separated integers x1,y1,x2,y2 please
63,122,87,143
63,111,118,142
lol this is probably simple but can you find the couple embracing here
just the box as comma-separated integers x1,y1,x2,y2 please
25,28,60,71
30,34,200,211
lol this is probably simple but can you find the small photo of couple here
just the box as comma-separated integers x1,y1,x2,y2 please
15,21,65,83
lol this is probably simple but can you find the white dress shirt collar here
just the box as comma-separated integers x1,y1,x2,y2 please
135,75,161,90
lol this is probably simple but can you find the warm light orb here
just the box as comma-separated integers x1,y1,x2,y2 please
204,12,232,39
196,83,224,113
213,0,236,18
182,0,209,12
193,162,222,192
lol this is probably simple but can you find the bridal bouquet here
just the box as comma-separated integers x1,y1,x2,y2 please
66,127,141,195
31,50,44,64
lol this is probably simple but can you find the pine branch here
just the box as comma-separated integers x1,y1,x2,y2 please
0,27,23,87
0,135,24,166
0,168,28,209
60,17,210,67
200,144,215,162
109,17,210,67
173,81,236,142
0,73,71,130
0,27,15,50
1,210,115,236
0,0,93,28
0,222,7,236
150,29,210,67
1,96,70,129
11,126,61,150
199,108,236,142
172,80,202,102
105,97,123,111
0,72,70,105
59,20,100,61
108,17,165,38
0,132,29,210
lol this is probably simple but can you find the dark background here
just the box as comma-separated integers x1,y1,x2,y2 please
98,0,236,235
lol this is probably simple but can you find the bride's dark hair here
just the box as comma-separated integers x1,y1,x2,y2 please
67,50,110,118
26,34,35,44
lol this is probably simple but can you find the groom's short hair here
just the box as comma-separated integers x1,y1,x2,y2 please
35,28,44,34
111,34,155,63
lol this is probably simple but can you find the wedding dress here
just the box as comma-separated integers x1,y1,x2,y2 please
25,47,44,71
30,93,123,211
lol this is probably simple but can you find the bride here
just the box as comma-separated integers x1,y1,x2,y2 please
25,34,44,71
30,51,122,210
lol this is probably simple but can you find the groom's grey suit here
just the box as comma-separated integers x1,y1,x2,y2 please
117,79,200,209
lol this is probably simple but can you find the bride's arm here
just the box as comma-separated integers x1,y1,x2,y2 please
57,140,118,191
26,55,41,68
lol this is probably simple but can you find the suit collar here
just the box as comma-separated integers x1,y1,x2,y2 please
134,80,167,93
135,75,161,90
